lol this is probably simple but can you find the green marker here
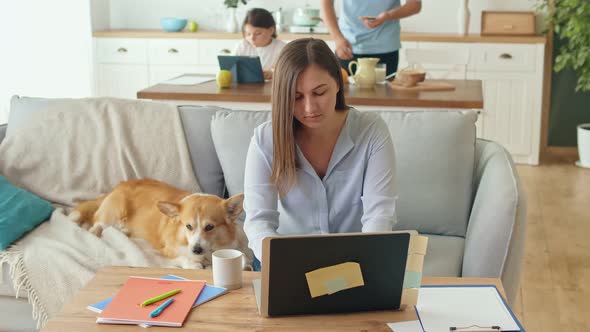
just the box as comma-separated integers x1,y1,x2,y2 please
140,289,182,307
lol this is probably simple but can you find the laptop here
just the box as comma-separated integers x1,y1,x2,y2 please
253,231,418,317
217,55,264,83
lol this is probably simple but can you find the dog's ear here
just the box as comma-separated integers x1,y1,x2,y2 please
157,201,180,219
225,193,244,220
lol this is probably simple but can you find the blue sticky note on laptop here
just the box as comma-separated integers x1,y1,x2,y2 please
218,55,264,83
87,274,227,313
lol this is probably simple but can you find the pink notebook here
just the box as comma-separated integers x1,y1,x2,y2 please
97,276,205,327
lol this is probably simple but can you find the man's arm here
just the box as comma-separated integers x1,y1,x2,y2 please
364,0,422,29
320,0,353,60
387,0,422,20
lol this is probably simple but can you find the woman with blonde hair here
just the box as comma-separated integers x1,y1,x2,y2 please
243,38,398,270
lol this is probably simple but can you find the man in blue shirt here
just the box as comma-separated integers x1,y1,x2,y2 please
321,0,422,76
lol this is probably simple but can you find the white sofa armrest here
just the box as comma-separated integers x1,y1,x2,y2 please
463,139,527,304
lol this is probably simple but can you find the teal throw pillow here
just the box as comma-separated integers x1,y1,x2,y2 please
0,176,54,250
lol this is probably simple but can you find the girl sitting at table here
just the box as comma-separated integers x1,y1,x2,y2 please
234,8,286,80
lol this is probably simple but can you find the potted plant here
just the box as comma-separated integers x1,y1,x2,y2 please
224,0,247,8
223,0,248,33
538,0,590,167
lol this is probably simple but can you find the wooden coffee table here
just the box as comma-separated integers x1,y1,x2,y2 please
41,266,505,331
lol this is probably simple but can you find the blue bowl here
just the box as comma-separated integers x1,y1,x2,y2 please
160,18,187,32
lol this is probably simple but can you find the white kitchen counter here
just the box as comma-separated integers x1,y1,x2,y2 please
93,29,546,44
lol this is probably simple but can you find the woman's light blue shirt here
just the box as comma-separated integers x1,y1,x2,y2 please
340,0,401,54
243,109,398,260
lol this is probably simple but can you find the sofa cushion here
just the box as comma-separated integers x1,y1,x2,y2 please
178,105,227,197
7,97,225,197
211,109,476,238
422,234,464,277
376,111,476,237
210,110,270,197
0,176,54,250
7,96,73,137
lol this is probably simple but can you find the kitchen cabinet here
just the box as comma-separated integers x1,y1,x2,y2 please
470,43,543,164
95,38,242,97
471,72,536,158
92,34,545,165
147,39,200,84
94,38,149,99
96,64,149,99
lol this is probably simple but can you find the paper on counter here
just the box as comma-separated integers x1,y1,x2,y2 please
387,320,423,332
161,75,215,85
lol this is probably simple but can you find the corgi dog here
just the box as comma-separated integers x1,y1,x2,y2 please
70,178,253,270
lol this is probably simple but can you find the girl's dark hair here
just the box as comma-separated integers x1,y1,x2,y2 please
242,8,277,38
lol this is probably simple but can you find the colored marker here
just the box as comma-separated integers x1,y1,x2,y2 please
140,289,181,307
149,297,175,318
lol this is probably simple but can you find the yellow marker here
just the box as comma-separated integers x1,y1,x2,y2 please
140,289,182,307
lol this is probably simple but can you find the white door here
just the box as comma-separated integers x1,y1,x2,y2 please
471,71,535,157
96,64,149,99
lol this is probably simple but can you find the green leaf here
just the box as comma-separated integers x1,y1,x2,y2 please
539,0,590,92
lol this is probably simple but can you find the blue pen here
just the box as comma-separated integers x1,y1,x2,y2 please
149,297,174,318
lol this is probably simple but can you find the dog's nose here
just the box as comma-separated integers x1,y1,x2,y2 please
192,246,203,254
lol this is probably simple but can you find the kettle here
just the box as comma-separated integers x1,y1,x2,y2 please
348,57,379,88
292,5,321,27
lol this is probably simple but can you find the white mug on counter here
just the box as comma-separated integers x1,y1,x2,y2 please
212,249,243,290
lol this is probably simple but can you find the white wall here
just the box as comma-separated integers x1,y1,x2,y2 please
107,0,540,33
0,0,94,125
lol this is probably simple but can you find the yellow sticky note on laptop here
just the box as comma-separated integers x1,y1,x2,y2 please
305,262,365,298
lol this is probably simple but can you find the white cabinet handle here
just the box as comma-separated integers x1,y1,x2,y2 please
219,49,231,54
168,48,179,54
117,47,128,53
499,53,513,60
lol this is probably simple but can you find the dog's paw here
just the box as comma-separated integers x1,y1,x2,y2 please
88,223,104,237
67,210,82,223
112,223,130,236
182,261,204,270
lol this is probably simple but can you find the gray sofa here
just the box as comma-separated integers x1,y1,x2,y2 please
0,96,526,331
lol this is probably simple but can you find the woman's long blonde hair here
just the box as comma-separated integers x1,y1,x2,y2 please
270,38,348,196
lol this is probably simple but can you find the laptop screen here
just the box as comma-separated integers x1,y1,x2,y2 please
260,232,411,316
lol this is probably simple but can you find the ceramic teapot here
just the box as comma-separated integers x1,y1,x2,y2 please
348,57,379,88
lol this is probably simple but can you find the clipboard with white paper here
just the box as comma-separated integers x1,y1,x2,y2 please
415,285,524,332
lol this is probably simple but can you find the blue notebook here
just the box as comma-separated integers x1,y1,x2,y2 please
87,274,228,313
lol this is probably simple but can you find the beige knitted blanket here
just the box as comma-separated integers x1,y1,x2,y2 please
0,98,201,328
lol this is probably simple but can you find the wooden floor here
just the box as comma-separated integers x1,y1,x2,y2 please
513,163,590,331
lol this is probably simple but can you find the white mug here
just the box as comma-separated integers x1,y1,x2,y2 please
212,249,243,290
